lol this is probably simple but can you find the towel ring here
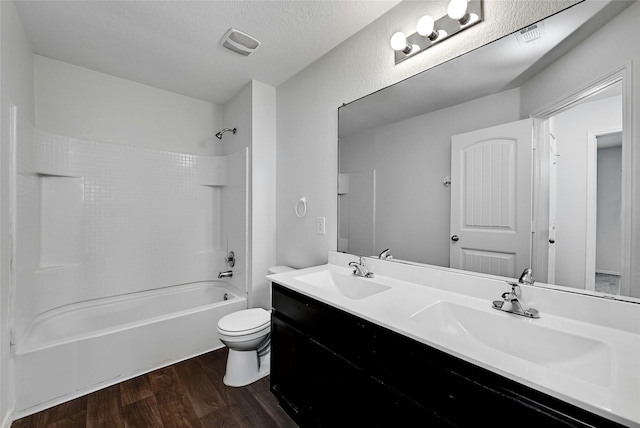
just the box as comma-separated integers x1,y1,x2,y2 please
295,197,307,218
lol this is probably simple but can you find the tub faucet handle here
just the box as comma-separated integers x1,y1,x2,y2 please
225,251,236,268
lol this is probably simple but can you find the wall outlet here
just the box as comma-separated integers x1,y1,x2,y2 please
316,217,326,235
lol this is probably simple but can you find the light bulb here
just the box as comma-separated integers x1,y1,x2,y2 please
416,16,434,37
417,15,438,41
448,0,468,20
390,32,408,51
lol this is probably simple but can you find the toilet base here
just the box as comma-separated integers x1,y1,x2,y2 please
223,348,270,387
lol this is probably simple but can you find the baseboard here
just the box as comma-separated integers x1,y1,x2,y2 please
595,270,621,276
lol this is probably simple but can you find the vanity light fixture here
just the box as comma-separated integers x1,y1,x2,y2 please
391,0,483,65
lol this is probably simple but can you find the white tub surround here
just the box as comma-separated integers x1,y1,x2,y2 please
13,282,246,418
268,251,640,427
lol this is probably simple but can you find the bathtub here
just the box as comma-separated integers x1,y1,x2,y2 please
12,281,247,418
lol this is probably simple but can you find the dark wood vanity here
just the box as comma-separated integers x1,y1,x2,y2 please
270,283,625,427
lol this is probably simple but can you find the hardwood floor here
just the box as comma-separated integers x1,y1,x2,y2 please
12,348,298,428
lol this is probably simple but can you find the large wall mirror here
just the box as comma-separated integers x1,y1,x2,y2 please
338,0,638,301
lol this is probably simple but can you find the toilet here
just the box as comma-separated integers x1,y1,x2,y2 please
217,265,294,387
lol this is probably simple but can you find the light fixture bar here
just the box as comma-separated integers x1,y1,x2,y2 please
394,0,483,65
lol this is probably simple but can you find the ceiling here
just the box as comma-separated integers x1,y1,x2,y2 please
14,0,400,105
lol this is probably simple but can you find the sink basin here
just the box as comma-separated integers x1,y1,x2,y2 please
411,301,612,386
295,270,391,300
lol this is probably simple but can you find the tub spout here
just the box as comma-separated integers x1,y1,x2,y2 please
218,270,233,278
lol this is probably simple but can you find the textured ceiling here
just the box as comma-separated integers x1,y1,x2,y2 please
14,0,400,104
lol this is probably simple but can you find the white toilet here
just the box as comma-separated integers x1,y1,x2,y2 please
217,265,294,387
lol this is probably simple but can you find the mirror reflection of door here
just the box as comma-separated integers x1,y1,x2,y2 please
543,83,622,292
546,122,558,284
449,118,533,277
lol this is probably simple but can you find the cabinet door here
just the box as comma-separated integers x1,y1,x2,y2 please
307,338,441,427
270,315,312,421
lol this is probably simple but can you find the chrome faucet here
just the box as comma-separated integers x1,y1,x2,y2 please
492,268,540,318
378,248,393,260
218,270,233,278
349,257,373,278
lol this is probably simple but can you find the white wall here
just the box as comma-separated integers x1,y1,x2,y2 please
553,96,622,289
339,88,521,265
250,81,276,309
596,144,622,275
0,1,35,424
221,83,252,296
221,80,277,309
276,0,578,269
35,55,222,155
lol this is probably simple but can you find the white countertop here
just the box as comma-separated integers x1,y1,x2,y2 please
268,254,640,427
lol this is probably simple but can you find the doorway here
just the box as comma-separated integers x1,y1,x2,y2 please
532,65,630,296
594,131,623,294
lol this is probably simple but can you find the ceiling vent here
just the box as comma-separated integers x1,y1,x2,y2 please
221,28,261,56
516,22,545,46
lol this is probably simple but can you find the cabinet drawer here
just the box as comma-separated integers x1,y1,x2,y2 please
272,283,375,367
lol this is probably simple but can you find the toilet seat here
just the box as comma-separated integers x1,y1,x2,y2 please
217,308,271,337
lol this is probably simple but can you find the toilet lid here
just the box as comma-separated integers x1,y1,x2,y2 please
218,308,271,334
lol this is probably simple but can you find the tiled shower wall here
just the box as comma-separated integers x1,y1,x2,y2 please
14,129,241,340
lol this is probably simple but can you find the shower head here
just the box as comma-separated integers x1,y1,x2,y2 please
215,128,237,139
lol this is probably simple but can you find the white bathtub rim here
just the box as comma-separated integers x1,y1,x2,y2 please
15,281,246,355
26,280,242,322
12,343,227,421
15,297,245,355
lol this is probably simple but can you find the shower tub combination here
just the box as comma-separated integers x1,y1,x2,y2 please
12,281,246,418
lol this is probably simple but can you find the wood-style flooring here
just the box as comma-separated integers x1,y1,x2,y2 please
11,348,298,428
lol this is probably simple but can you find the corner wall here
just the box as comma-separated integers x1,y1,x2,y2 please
221,81,277,309
275,0,578,269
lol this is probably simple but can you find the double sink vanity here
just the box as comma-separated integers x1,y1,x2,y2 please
267,251,640,427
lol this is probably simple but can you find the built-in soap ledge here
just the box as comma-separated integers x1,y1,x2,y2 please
36,264,81,273
198,156,227,186
39,175,84,267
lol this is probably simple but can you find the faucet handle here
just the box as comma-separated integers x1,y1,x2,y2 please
378,248,393,260
518,268,534,285
506,281,521,298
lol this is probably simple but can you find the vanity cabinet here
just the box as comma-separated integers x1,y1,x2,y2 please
270,283,625,428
